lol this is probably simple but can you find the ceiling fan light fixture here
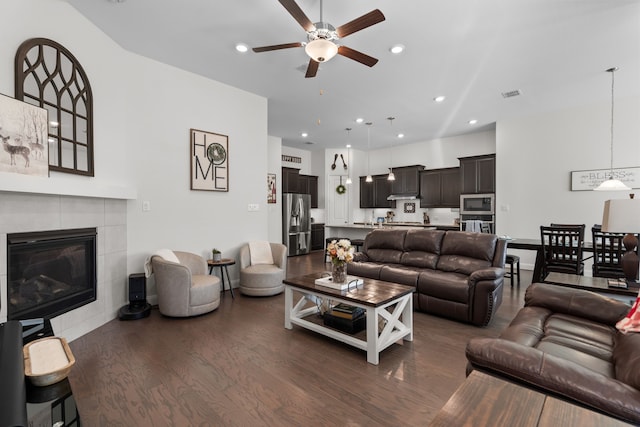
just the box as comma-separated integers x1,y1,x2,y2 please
305,39,338,62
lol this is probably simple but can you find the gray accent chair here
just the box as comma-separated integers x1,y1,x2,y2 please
239,243,287,296
151,251,221,317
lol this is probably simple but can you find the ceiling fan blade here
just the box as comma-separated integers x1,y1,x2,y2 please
337,46,378,67
252,42,303,53
305,59,319,78
278,0,316,32
336,9,385,38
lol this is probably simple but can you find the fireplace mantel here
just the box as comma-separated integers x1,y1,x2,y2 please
0,172,137,200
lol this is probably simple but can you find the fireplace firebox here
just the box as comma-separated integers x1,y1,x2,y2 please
7,228,97,320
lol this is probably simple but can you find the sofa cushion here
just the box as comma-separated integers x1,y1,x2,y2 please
417,269,470,304
614,332,640,390
437,232,497,275
379,264,420,287
347,261,384,279
400,229,443,268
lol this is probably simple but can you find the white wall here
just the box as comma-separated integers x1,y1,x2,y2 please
496,95,640,268
124,53,268,296
268,135,282,243
1,0,271,338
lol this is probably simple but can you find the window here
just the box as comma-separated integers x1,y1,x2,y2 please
15,38,94,176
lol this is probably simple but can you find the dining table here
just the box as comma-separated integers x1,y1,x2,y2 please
506,237,594,284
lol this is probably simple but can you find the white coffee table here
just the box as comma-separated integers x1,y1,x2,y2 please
283,273,414,365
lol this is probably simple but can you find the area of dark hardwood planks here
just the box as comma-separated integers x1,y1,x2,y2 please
68,251,531,426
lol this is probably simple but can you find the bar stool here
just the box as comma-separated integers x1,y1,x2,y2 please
351,239,365,252
505,254,520,286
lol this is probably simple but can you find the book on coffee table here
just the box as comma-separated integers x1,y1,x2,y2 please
330,303,365,319
314,275,364,290
608,278,628,289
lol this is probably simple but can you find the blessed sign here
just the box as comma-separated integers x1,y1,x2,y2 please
570,167,640,191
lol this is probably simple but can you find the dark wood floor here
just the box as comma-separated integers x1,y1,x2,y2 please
68,251,532,426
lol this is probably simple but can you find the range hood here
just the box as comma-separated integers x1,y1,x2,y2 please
387,193,420,201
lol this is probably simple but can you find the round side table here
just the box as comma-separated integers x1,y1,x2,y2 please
207,258,236,298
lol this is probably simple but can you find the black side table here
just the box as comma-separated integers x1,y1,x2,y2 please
207,258,236,298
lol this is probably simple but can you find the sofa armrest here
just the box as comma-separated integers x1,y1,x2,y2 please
466,337,640,424
353,252,369,262
469,267,504,282
525,283,629,325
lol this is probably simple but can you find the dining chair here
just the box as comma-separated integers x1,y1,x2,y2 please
591,225,627,279
540,224,586,278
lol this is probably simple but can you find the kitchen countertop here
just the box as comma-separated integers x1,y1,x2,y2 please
330,223,459,230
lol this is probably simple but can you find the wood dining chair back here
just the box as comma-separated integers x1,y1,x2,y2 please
540,224,585,278
591,225,627,279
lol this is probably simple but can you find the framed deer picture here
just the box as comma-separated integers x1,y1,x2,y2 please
0,94,48,177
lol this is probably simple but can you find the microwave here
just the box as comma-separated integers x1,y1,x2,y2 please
460,193,495,215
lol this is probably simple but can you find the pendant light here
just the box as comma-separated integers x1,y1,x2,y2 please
594,67,631,191
365,122,373,183
387,117,396,181
345,128,352,185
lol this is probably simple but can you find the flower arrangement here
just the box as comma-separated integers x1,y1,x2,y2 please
326,239,354,266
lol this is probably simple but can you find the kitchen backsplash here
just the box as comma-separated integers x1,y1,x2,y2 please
354,206,459,225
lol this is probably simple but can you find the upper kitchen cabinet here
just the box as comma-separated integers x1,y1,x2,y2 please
299,174,318,208
390,165,425,196
282,167,300,193
419,167,460,208
282,167,318,207
359,175,396,208
459,154,495,194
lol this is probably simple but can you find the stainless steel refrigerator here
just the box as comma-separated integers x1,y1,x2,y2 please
283,193,311,256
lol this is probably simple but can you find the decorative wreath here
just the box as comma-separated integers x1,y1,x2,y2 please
336,184,346,194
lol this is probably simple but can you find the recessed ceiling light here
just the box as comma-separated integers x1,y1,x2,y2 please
346,144,351,148
389,44,405,54
355,118,364,124
433,96,446,103
397,133,404,139
235,43,249,53
468,119,478,125
301,132,308,137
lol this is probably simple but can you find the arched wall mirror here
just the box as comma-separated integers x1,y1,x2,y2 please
15,38,94,176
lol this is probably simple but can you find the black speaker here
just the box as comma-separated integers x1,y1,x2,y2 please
118,273,151,320
128,273,146,306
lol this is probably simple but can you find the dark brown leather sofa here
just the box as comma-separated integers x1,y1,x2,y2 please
348,228,507,326
466,283,640,424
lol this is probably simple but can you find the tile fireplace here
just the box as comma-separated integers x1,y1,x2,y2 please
6,228,97,320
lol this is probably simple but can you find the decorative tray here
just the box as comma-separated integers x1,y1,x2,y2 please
23,336,76,387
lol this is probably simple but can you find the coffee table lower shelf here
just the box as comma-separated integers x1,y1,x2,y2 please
284,284,413,365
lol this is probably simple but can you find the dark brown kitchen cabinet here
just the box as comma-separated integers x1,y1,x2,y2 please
311,223,325,251
359,176,374,208
459,154,495,194
373,175,396,208
419,167,460,208
359,175,396,208
390,165,425,195
441,167,462,206
282,167,300,193
282,167,318,207
298,174,318,208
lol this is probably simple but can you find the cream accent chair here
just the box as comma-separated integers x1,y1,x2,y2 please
151,251,221,317
239,243,287,296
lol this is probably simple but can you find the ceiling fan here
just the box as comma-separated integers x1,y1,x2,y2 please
252,0,385,78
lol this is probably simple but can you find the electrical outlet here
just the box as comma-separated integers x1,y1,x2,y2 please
248,203,260,212
142,201,151,212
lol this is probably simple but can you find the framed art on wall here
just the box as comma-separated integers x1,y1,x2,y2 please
0,94,49,177
570,167,639,191
190,128,228,191
267,173,276,203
